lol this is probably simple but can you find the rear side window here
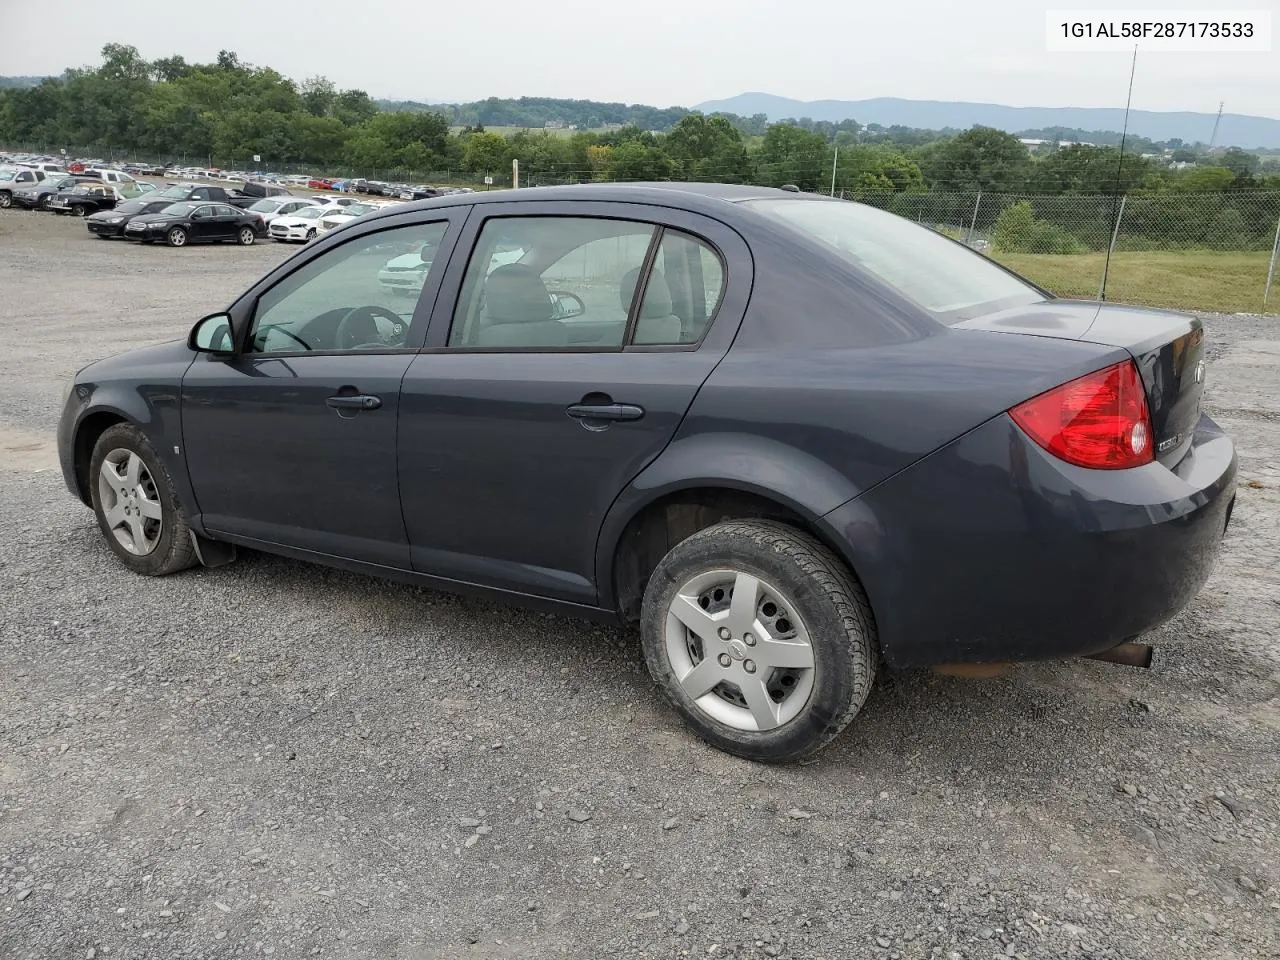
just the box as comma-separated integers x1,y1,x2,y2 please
447,216,727,351
447,216,656,350
632,230,724,346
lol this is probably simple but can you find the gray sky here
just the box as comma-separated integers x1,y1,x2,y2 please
1,0,1276,118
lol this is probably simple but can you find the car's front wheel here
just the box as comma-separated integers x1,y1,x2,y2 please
0,192,11,208
166,227,188,247
88,424,197,576
305,228,316,241
237,226,255,245
640,519,877,763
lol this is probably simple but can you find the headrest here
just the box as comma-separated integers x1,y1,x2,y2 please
619,267,674,318
483,264,554,323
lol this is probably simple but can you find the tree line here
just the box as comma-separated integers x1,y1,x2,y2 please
2,45,1277,252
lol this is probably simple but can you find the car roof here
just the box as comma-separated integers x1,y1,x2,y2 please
357,182,826,225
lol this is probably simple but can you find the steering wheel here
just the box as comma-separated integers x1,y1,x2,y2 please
334,305,408,349
254,323,312,351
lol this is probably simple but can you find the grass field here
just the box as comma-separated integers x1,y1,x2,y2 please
991,250,1277,315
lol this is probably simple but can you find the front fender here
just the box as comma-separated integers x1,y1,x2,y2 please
58,352,198,525
593,432,865,610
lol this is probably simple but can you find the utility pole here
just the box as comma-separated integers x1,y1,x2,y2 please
1208,101,1224,150
829,147,838,197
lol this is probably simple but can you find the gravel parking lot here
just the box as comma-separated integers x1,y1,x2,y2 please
1,208,1278,960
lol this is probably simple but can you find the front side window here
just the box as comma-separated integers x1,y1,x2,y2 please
448,217,657,349
247,221,448,354
745,197,1042,323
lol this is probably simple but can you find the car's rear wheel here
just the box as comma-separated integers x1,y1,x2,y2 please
88,424,197,577
640,519,877,763
238,226,255,245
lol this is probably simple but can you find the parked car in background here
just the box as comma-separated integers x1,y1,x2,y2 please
315,200,395,235
267,203,336,243
246,195,319,226
85,196,185,238
10,175,99,210
82,168,138,187
146,182,270,209
122,201,267,247
400,184,443,201
308,178,336,190
0,167,58,207
50,181,140,217
54,182,1237,762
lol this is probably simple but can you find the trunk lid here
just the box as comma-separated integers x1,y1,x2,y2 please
954,299,1206,467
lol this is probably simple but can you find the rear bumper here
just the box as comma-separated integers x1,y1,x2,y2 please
820,411,1237,668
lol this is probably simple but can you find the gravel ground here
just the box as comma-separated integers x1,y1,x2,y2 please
1,208,1278,960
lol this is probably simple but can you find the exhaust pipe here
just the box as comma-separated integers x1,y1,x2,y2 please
1083,641,1153,669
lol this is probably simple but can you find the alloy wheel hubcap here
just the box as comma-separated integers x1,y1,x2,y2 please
664,569,816,732
96,449,163,556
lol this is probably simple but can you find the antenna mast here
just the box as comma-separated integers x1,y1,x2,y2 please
1098,45,1138,303
1208,101,1224,149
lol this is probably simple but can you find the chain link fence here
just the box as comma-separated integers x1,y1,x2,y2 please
844,189,1280,314
6,142,1280,314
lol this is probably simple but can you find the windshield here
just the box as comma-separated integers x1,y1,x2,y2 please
343,203,377,216
294,206,325,220
745,198,1043,323
158,201,196,216
115,199,150,214
249,198,284,213
156,185,193,199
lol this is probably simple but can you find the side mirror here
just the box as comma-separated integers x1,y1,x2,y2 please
191,209,205,219
189,312,235,354
548,291,586,320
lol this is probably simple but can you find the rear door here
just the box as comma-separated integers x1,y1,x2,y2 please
397,200,753,604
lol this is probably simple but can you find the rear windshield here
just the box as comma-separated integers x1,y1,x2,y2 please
745,197,1044,323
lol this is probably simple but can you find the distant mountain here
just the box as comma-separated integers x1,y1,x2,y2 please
693,93,1280,149
0,76,48,89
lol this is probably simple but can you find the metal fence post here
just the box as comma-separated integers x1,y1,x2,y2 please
1097,193,1128,301
965,190,982,244
1264,212,1280,311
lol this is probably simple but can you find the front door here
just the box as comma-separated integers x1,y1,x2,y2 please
181,217,455,567
398,203,749,603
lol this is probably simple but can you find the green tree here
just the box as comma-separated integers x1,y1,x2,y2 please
756,123,828,191
921,126,1032,191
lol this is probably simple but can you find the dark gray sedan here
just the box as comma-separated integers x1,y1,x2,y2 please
56,183,1237,762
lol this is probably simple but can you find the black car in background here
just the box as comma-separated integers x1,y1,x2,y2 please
122,201,267,247
86,196,183,238
50,181,131,217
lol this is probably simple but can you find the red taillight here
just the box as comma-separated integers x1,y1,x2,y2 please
1009,360,1154,470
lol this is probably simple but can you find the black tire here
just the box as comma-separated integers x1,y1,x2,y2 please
88,423,198,577
72,205,89,217
0,192,11,209
237,226,255,245
166,226,188,247
640,519,877,763
305,228,316,241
